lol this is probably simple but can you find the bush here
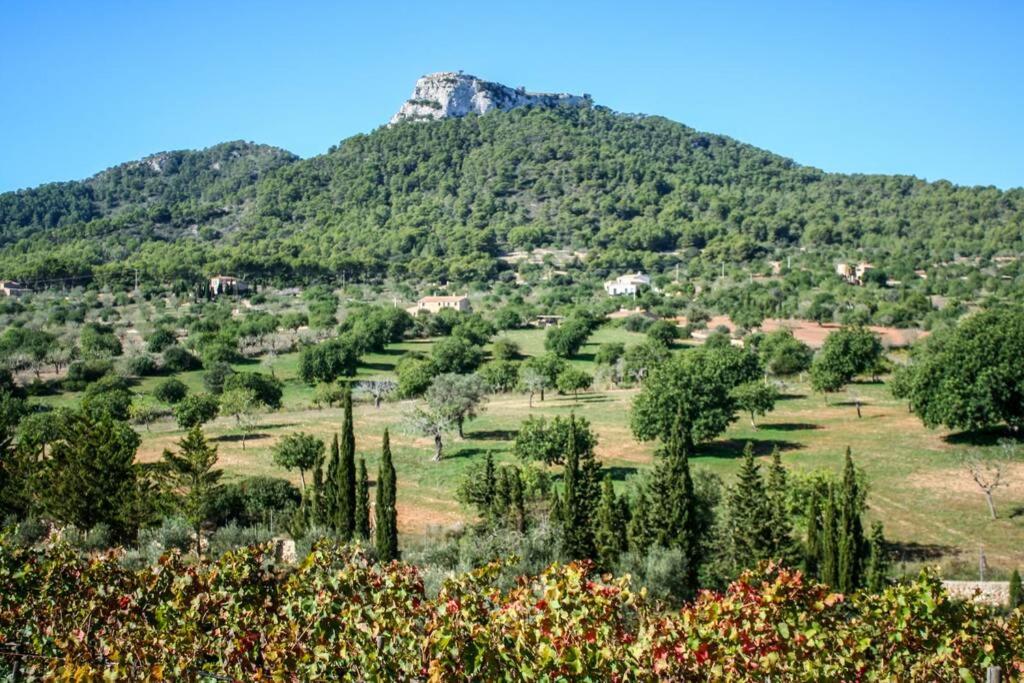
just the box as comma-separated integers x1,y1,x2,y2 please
223,372,283,409
162,345,200,372
206,476,302,527
203,361,235,394
122,354,159,377
146,327,177,353
153,378,189,404
64,359,114,391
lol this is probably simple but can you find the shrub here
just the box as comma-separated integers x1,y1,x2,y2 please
162,345,200,372
153,377,189,404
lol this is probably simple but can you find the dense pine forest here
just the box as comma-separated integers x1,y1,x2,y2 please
1,105,1022,286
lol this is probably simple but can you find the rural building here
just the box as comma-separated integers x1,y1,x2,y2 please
835,262,874,285
209,275,249,296
603,272,651,296
407,295,471,315
0,280,29,297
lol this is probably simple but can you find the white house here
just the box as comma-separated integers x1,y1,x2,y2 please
603,272,651,296
209,275,249,296
407,295,472,315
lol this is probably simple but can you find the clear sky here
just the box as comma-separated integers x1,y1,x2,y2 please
1,1,1021,192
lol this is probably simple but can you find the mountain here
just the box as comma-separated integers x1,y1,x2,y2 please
390,71,591,124
0,74,1021,286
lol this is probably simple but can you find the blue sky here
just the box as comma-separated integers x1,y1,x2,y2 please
1,1,1021,191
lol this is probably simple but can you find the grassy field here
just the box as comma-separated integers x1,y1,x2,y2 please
116,324,1024,578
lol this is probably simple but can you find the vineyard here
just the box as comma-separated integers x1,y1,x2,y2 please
0,538,1021,681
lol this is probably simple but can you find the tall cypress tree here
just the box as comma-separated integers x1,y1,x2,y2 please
820,487,839,587
765,446,800,566
374,429,399,561
627,489,654,552
310,444,325,526
803,493,822,578
561,413,596,560
323,433,340,530
865,521,889,592
647,415,701,591
336,386,356,539
836,447,865,592
1009,569,1023,610
594,475,627,569
725,442,773,571
355,457,370,540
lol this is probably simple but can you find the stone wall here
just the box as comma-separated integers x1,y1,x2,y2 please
941,580,1009,606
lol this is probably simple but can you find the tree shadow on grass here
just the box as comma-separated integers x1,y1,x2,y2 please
469,429,518,441
443,446,492,460
573,352,596,364
761,422,822,432
360,361,394,372
943,427,1022,447
697,438,803,459
216,433,271,444
887,540,957,562
557,394,614,405
257,422,300,431
775,393,807,401
604,465,639,481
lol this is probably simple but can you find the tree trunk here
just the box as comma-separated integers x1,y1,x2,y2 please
529,392,534,408
457,417,465,439
375,395,382,409
299,470,306,494
855,401,862,419
241,433,246,450
750,411,757,429
540,387,545,402
433,434,443,462
195,524,202,558
985,491,997,520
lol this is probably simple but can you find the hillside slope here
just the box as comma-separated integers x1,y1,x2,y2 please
0,104,1021,285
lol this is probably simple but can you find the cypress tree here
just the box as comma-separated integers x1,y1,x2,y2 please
627,489,655,553
509,468,526,533
765,446,800,566
725,442,773,571
1009,569,1023,610
865,521,889,592
836,447,865,592
336,386,356,539
803,493,822,578
594,476,626,569
647,415,700,592
561,413,595,560
310,444,325,526
374,428,399,561
820,487,839,587
323,433,340,530
355,457,370,540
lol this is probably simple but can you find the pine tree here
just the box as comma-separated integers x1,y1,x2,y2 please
161,426,222,557
509,468,526,533
374,428,399,561
594,476,627,569
355,458,370,540
865,521,889,592
725,442,773,571
1009,569,1023,610
336,386,356,539
836,447,866,592
803,493,822,579
765,446,800,566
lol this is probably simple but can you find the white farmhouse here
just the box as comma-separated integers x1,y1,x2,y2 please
603,272,651,296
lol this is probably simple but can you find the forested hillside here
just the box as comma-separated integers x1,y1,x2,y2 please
1,105,1021,286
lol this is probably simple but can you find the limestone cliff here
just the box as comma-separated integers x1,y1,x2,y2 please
390,71,590,124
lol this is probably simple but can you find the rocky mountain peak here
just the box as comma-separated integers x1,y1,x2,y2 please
390,71,591,125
